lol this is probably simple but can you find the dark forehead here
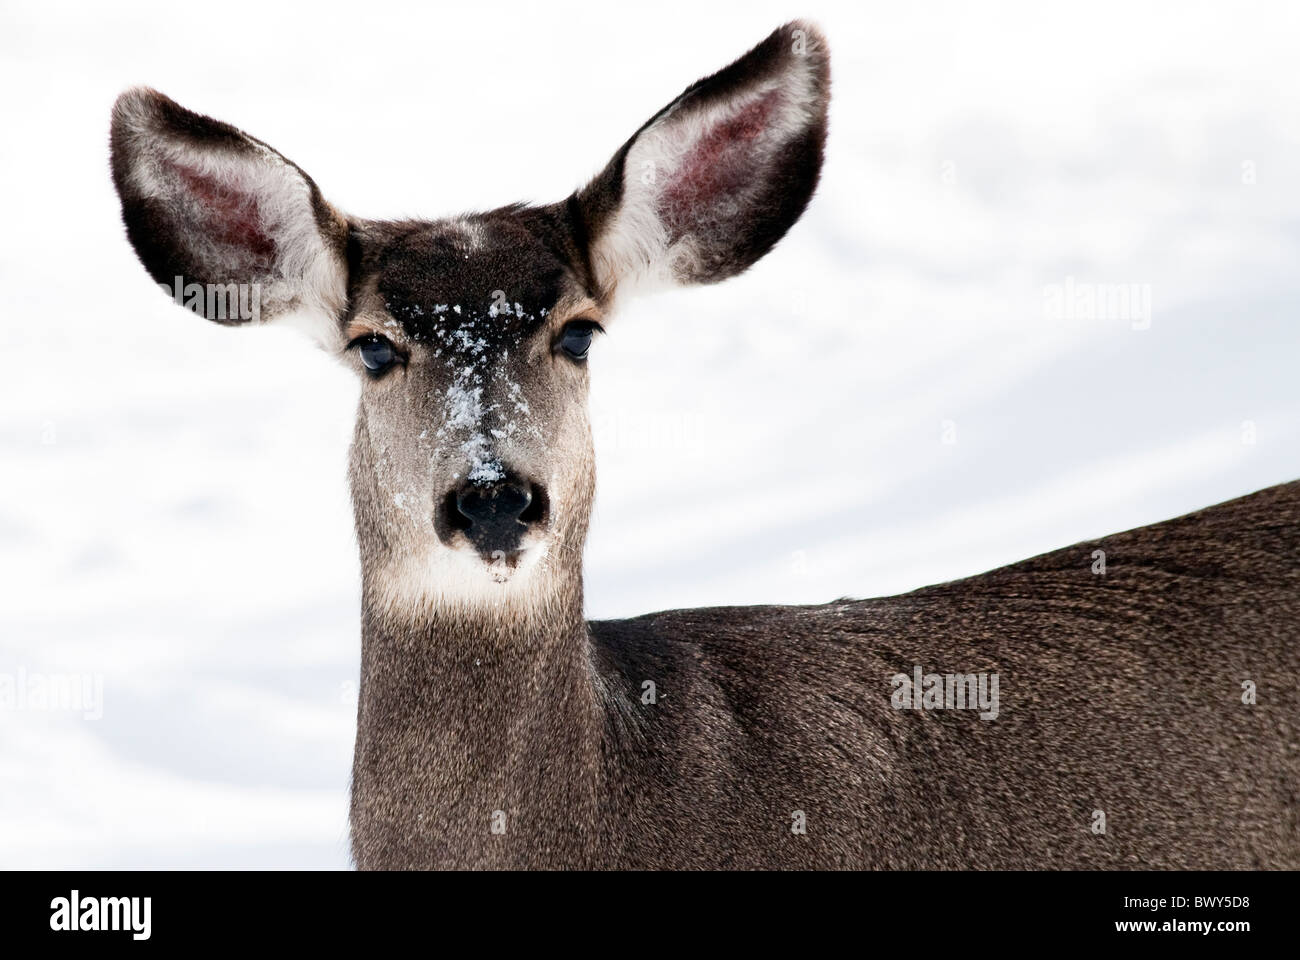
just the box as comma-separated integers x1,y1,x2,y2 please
356,207,578,344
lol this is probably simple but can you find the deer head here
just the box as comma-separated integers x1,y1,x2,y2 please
110,22,830,620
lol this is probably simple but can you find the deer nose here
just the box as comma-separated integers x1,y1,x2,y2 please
443,475,548,557
456,479,531,527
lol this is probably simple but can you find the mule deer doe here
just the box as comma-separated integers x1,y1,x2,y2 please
110,22,1297,869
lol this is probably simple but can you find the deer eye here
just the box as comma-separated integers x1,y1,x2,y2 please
353,334,401,375
557,321,601,361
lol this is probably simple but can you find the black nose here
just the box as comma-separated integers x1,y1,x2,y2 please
457,479,531,527
444,476,547,556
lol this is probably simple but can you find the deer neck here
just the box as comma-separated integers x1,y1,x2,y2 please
350,560,605,868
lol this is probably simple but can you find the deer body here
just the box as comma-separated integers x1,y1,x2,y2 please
354,481,1300,869
109,22,1298,869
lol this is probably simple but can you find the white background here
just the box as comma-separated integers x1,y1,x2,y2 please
2,0,1298,866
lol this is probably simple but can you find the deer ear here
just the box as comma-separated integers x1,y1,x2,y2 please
573,21,829,303
110,87,348,337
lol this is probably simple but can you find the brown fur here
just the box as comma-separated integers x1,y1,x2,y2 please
355,481,1300,869
107,22,1298,870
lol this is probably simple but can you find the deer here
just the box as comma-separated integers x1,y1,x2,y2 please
109,21,1298,870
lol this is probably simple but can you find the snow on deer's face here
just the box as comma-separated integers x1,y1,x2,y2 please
109,21,830,612
344,212,600,600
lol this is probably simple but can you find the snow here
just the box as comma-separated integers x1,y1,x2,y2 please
434,310,528,486
3,0,1300,867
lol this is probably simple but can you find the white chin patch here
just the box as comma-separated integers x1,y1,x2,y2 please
372,536,552,614
475,542,541,585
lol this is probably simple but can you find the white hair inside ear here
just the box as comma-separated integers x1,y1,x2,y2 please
583,22,829,306
111,87,349,348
